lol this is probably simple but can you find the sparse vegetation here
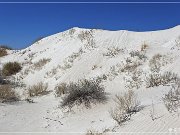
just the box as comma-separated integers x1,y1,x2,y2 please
55,83,68,97
78,30,96,49
103,47,124,57
163,80,180,112
124,69,143,89
121,57,141,73
2,62,22,76
129,50,147,61
61,79,107,109
141,43,149,51
0,48,8,57
92,65,98,70
33,58,51,70
28,82,49,97
95,74,108,83
110,90,141,125
86,129,104,135
60,48,84,70
0,84,19,103
146,71,178,88
149,54,172,73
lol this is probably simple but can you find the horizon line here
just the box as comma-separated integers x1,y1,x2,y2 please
0,1,180,4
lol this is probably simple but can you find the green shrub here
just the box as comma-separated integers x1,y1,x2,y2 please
2,62,22,76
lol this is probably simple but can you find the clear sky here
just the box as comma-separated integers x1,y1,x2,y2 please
0,0,180,49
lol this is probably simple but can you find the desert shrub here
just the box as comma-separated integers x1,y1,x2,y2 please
78,31,92,41
163,81,180,112
110,90,140,125
0,48,8,57
0,85,19,103
0,73,7,85
121,57,141,73
86,129,104,135
141,44,149,51
149,54,162,73
146,71,178,88
92,65,98,70
149,54,172,73
124,69,143,89
103,47,123,57
95,74,108,83
78,30,96,49
59,48,84,71
45,67,58,78
33,58,51,70
68,28,76,35
28,82,49,97
61,79,107,109
55,83,68,97
129,50,147,61
2,62,22,76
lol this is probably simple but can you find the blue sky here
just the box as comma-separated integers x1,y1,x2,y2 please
0,0,180,49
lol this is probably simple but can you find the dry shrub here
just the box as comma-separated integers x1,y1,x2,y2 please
129,50,147,61
86,129,104,135
121,58,141,73
124,69,143,89
33,58,51,70
163,80,180,112
92,65,98,70
61,79,107,109
0,48,8,57
2,62,22,76
0,85,19,102
78,30,96,49
60,48,84,70
55,83,68,97
149,54,172,73
146,71,178,88
110,90,140,125
28,82,49,97
141,44,149,51
103,47,123,57
149,54,162,72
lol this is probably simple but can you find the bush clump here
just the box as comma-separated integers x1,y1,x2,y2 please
0,48,8,57
110,90,141,125
0,85,19,103
61,79,107,109
0,45,12,57
2,62,22,76
146,71,178,88
33,58,51,70
129,50,147,61
28,82,49,97
163,80,180,113
55,83,68,97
